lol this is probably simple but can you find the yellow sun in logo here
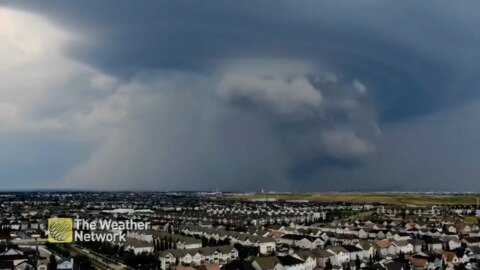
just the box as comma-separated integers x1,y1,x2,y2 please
48,218,73,243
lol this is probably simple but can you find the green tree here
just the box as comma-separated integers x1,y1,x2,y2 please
161,239,166,250
325,258,333,270
73,254,93,270
355,255,361,269
168,237,173,249
48,253,58,270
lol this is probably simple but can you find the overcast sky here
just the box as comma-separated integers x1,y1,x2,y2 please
1,1,480,191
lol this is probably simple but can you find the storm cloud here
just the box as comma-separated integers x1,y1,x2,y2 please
59,58,378,190
1,1,480,190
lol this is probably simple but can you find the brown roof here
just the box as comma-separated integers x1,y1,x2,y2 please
357,241,375,250
374,239,391,249
196,264,221,270
295,250,316,261
409,257,427,267
253,256,281,270
434,250,457,263
327,246,349,255
392,240,410,247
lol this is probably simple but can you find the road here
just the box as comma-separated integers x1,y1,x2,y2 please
68,244,130,270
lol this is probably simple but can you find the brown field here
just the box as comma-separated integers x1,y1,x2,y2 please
464,216,479,223
229,193,480,206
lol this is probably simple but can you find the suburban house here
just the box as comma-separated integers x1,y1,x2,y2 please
391,240,414,254
410,251,443,270
252,256,283,270
356,241,377,258
128,231,203,250
124,237,155,254
374,239,396,256
462,237,480,246
180,225,276,254
326,246,350,265
292,251,317,270
440,236,461,250
159,246,238,270
277,235,324,250
408,239,425,253
425,238,444,250
434,249,459,267
57,258,74,270
342,245,364,261
252,255,306,270
393,233,411,241
313,250,334,268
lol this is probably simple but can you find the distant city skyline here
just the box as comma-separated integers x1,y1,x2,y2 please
1,1,480,191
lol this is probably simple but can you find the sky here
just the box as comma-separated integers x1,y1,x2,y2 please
1,1,480,191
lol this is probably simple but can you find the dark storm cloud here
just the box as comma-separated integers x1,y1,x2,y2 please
55,63,376,190
6,0,480,122
1,1,480,190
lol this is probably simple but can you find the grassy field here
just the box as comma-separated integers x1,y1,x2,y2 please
230,192,480,206
464,216,479,223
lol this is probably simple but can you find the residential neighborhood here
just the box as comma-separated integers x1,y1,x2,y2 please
3,0,480,269
1,192,480,270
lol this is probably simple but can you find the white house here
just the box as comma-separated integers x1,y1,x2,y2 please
124,237,155,254
252,256,283,270
278,256,306,270
57,258,74,270
392,240,414,254
277,235,324,250
159,246,238,270
293,251,317,270
440,236,461,250
374,239,396,255
326,246,350,266
356,241,376,259
342,245,364,261
252,256,306,270
393,233,412,241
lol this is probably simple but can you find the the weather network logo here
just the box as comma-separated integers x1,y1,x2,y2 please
48,218,73,243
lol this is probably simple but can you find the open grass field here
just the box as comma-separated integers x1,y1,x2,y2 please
230,192,480,206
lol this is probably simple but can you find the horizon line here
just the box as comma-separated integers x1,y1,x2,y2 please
0,189,479,194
